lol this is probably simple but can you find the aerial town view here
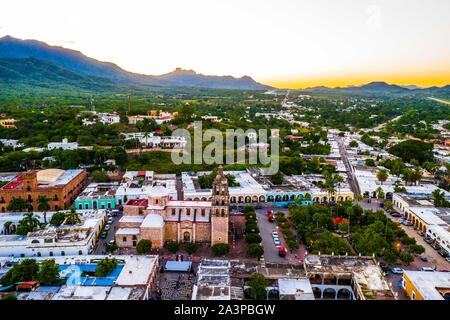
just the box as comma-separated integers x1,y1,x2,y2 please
0,0,449,315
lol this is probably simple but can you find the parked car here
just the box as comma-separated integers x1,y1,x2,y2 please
400,220,413,226
390,267,404,274
432,242,441,250
420,255,429,262
277,246,287,257
104,224,111,231
424,237,434,244
272,231,279,238
101,231,107,239
273,238,281,245
421,267,435,272
417,231,425,237
438,249,449,258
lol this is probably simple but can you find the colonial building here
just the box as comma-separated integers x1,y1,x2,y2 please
115,166,229,248
0,169,88,212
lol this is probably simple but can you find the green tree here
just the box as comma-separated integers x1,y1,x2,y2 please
16,212,41,235
247,273,269,300
0,259,39,286
7,197,32,212
166,242,180,253
399,252,414,265
247,243,264,258
211,243,230,256
49,211,66,226
349,140,358,148
246,233,262,244
65,208,81,225
185,242,198,254
92,170,110,182
37,195,51,224
95,258,118,277
375,187,385,199
38,259,60,285
136,239,152,254
376,169,388,185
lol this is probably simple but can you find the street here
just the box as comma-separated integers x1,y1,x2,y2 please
255,207,305,264
93,210,122,255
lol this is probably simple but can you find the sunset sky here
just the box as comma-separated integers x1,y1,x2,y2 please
1,0,449,88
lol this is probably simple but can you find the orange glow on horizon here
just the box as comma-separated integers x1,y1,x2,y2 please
265,72,450,89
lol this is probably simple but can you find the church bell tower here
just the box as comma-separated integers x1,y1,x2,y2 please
211,166,229,245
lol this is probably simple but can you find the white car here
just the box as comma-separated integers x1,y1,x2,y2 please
273,238,281,245
390,267,404,274
272,231,279,238
421,267,435,272
104,224,111,231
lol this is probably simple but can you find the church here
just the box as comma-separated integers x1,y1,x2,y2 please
115,166,229,249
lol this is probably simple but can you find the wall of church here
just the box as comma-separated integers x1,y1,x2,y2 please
140,227,164,248
195,222,211,242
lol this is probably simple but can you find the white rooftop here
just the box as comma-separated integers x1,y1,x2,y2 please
115,255,158,286
404,271,450,300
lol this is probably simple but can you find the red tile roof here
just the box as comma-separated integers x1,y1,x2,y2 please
126,199,148,207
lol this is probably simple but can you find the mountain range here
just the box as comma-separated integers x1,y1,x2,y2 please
303,81,450,96
0,35,448,96
0,35,271,91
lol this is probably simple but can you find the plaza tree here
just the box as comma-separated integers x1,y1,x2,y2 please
247,273,269,300
38,259,60,285
376,169,389,185
136,239,152,254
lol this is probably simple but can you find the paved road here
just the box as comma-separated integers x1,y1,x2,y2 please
335,135,360,197
255,207,304,264
94,211,122,254
255,208,285,263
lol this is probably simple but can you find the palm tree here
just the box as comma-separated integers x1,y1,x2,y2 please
65,207,81,225
21,212,40,230
432,189,445,207
37,195,51,224
143,131,150,148
3,221,13,235
334,174,344,197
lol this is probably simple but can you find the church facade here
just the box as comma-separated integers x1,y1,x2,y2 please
115,166,229,249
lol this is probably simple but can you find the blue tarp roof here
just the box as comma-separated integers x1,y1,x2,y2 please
164,261,192,272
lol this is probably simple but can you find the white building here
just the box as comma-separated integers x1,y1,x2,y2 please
48,138,78,151
0,210,106,258
115,171,177,205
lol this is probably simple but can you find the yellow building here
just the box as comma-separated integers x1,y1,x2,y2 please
402,271,450,300
0,119,17,128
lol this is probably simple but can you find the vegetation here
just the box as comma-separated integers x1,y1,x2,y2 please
389,140,434,164
166,242,180,253
211,243,230,256
95,258,118,277
15,212,41,235
37,259,60,285
247,272,269,300
185,242,199,254
136,239,152,254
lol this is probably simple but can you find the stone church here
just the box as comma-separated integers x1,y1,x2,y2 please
115,166,229,249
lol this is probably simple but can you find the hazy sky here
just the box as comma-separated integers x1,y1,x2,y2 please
1,0,449,88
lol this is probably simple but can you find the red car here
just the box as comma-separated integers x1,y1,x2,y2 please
277,246,287,257
267,214,274,222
